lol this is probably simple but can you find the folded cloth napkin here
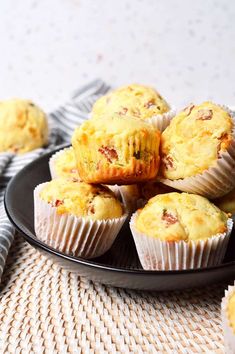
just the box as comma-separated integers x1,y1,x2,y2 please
0,79,110,281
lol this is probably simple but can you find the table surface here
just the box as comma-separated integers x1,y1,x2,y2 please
0,0,235,111
0,235,229,353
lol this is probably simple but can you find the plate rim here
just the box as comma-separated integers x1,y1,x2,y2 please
4,145,235,276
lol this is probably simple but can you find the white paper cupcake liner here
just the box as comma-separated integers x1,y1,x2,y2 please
34,183,127,259
130,213,233,270
118,185,143,214
147,108,175,132
221,282,235,354
105,184,121,200
160,105,235,199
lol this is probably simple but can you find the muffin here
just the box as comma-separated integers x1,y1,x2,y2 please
34,178,127,259
130,192,232,270
91,84,174,132
0,98,48,153
160,102,235,198
49,147,80,180
72,114,161,184
221,283,235,353
215,188,235,217
119,182,175,214
49,146,121,198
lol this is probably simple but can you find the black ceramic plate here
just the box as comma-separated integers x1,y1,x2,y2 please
4,146,235,291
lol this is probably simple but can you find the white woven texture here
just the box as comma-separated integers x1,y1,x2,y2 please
0,234,228,353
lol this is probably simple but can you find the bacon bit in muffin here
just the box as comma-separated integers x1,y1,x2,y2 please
183,104,195,116
162,210,178,226
118,107,128,115
133,151,141,159
217,132,231,155
163,155,174,170
71,177,79,182
88,204,95,214
96,160,102,170
98,146,118,163
54,199,64,207
144,100,156,109
10,145,20,153
196,109,213,121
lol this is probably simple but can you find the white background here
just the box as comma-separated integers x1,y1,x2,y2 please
0,0,234,111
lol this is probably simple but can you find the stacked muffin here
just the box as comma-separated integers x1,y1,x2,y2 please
34,83,235,268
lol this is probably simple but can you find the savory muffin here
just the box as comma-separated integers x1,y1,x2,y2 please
49,147,80,180
91,84,170,120
134,193,228,241
161,102,233,180
72,114,161,184
0,98,48,153
119,182,175,213
215,188,235,215
34,178,127,259
221,284,235,352
130,192,232,270
39,178,123,220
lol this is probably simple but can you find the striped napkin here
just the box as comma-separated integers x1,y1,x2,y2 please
0,79,110,281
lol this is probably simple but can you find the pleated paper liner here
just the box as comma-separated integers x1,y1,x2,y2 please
147,108,175,132
34,183,127,259
118,185,142,214
221,282,235,354
160,105,235,199
130,213,233,270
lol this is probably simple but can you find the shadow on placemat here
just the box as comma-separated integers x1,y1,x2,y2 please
0,232,232,300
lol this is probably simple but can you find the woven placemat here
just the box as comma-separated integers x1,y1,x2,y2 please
0,234,229,353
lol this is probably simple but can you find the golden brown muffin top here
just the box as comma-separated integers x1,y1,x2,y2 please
161,102,233,179
91,84,170,120
135,192,228,241
40,178,123,220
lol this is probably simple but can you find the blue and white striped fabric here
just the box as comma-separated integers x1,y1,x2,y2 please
0,79,110,281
